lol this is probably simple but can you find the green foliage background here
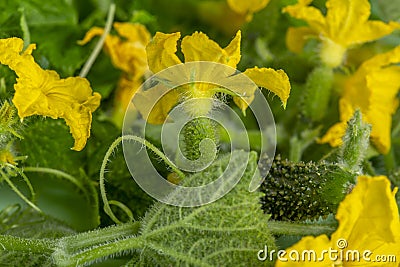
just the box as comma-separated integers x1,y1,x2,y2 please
1,0,400,265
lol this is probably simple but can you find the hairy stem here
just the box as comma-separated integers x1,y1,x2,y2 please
268,220,336,236
53,235,145,267
0,235,55,254
100,135,185,224
58,221,141,253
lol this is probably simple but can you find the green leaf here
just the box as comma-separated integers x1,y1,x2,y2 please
372,0,400,21
0,8,23,39
16,118,100,229
19,0,77,27
18,118,85,176
136,150,275,266
0,206,75,266
85,53,121,99
31,25,91,77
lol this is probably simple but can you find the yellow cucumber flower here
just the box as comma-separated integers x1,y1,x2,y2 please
283,0,400,67
79,22,151,126
197,0,269,36
319,46,400,154
275,175,400,266
138,30,290,124
227,0,270,21
79,22,150,80
0,37,101,151
0,150,16,165
111,75,142,128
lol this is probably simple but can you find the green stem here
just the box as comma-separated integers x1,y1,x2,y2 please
303,66,334,121
0,223,141,266
289,136,302,162
108,200,134,221
53,235,145,267
23,167,85,193
267,220,336,236
58,221,141,253
100,135,185,224
79,3,115,78
6,164,36,203
0,169,41,213
0,234,55,254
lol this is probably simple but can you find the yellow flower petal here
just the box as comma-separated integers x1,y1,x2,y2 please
142,31,291,117
274,235,332,266
284,0,400,47
277,175,400,266
1,38,101,151
113,22,151,44
108,23,149,78
365,67,400,154
112,75,143,128
320,46,400,154
12,70,101,151
114,75,143,112
222,30,242,68
0,38,35,70
79,23,150,79
133,84,180,124
283,0,400,65
197,1,248,36
227,0,270,15
181,30,241,69
77,27,105,45
285,26,316,54
317,122,346,147
0,150,16,165
283,1,327,35
332,176,400,258
146,32,182,74
324,0,370,44
243,67,291,109
325,0,400,46
353,21,400,46
345,47,400,154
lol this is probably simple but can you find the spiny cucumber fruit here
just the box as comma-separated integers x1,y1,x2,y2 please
260,154,353,221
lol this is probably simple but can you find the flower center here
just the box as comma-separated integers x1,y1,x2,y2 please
320,37,346,68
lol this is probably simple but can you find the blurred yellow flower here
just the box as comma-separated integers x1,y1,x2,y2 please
197,0,269,36
0,37,101,151
0,150,15,165
275,175,400,267
227,0,270,21
112,75,142,128
319,46,400,154
80,22,152,126
283,0,400,67
79,22,150,80
138,30,290,124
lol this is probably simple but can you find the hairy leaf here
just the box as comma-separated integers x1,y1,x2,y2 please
134,150,275,266
0,206,75,267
